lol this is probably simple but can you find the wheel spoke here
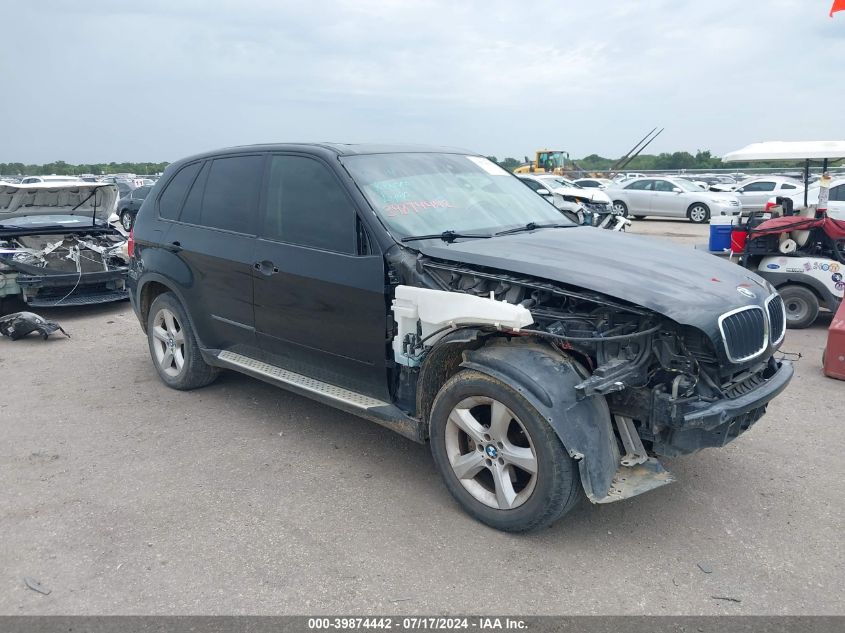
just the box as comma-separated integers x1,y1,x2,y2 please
491,465,518,509
173,347,185,371
449,408,486,444
172,329,185,345
152,326,169,342
161,349,174,370
488,401,512,441
502,445,537,474
451,451,485,480
163,311,177,335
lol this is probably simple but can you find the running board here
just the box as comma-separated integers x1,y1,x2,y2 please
216,350,388,409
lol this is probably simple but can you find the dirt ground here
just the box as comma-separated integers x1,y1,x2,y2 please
1,220,842,615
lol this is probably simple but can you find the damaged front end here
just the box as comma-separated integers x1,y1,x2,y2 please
0,182,129,307
1,232,129,307
388,250,793,504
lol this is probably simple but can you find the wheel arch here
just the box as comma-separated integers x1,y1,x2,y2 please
137,275,193,335
765,275,840,312
454,337,621,502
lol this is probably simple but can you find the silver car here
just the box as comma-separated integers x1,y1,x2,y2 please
730,176,803,214
605,177,742,223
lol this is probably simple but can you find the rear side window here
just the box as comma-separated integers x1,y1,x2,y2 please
199,155,264,233
262,155,355,253
743,181,776,192
158,162,201,220
780,183,797,190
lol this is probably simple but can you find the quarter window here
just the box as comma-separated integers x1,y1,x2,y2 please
781,183,797,190
158,162,201,220
261,155,355,253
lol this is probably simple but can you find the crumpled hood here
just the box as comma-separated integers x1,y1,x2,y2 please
414,227,771,327
0,182,118,222
550,185,611,204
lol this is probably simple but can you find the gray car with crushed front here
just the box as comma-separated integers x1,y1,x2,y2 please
128,145,792,532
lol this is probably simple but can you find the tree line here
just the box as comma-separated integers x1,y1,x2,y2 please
0,160,169,177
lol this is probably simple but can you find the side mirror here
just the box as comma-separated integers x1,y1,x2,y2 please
536,188,550,196
672,187,682,193
736,188,745,193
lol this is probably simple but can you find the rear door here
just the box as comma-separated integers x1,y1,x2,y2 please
649,179,685,217
737,180,776,212
162,153,264,352
252,153,389,400
621,179,654,213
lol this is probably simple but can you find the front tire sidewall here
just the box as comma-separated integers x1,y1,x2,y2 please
688,204,710,223
429,370,580,532
612,201,629,217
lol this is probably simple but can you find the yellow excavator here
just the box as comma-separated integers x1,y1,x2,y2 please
513,150,570,175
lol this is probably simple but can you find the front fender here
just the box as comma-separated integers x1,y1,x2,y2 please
461,338,620,501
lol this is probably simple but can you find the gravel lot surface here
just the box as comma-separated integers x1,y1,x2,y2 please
1,220,842,615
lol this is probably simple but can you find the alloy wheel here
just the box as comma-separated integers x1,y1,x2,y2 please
151,308,186,377
444,396,538,510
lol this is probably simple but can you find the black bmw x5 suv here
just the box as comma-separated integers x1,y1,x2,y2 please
129,143,792,532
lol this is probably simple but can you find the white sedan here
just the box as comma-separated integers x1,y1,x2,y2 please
768,177,845,220
518,174,612,214
604,177,742,223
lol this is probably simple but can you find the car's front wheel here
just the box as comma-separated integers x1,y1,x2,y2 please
147,292,219,390
429,370,582,532
612,201,628,217
687,203,710,223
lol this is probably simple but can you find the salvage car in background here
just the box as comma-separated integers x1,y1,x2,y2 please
573,178,612,189
518,174,612,214
767,177,845,220
117,184,152,231
605,176,742,222
128,144,793,532
0,182,129,311
712,176,803,214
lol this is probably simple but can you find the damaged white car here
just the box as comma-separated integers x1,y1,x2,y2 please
0,182,129,309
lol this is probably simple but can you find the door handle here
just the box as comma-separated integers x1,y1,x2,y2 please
254,260,279,276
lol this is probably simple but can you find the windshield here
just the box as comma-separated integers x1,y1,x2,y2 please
672,179,704,192
539,176,580,189
341,153,573,238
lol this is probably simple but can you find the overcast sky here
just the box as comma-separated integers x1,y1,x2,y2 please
2,0,843,164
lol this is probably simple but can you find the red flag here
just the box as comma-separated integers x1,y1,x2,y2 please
832,0,845,16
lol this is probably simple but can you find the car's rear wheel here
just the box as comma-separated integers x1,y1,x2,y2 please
429,370,582,532
120,210,133,232
687,203,710,223
779,285,819,329
147,292,219,390
612,201,628,217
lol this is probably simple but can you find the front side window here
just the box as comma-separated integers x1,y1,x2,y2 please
158,162,201,220
341,153,571,239
200,155,264,233
625,179,653,191
262,155,356,253
652,180,677,192
742,181,776,192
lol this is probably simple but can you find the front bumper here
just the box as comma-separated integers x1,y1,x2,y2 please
15,269,129,307
651,359,793,456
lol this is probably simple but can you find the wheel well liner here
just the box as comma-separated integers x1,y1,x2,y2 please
458,337,620,501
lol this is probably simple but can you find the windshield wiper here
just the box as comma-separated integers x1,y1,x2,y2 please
493,222,574,237
401,230,493,243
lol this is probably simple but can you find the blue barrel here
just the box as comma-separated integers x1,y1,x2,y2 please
708,216,733,251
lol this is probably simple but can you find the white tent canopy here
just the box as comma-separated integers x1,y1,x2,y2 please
722,141,845,162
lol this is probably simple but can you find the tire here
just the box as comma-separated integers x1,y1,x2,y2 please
633,215,646,220
687,203,710,224
146,292,219,390
429,369,582,532
779,285,819,329
120,210,133,232
612,201,628,217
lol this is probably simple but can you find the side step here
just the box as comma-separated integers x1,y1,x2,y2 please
214,350,425,443
217,350,388,409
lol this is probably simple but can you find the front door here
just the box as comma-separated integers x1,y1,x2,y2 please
252,153,390,400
